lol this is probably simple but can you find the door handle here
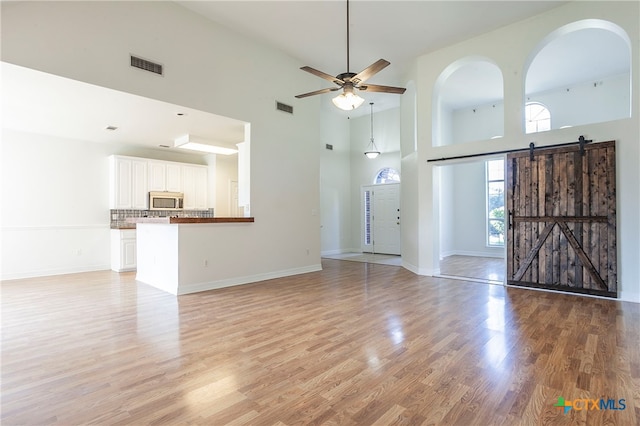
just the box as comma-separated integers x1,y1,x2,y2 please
508,210,513,230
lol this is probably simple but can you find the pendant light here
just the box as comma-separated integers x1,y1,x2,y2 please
364,102,380,159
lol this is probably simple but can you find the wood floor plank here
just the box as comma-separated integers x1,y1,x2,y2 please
1,260,638,425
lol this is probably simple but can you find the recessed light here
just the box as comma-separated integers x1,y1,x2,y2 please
105,126,118,131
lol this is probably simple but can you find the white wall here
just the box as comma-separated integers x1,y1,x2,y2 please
1,131,112,277
447,73,630,144
349,108,401,251
439,161,505,258
438,166,454,257
451,103,505,144
401,1,640,302
529,73,630,129
1,1,322,281
319,105,402,255
319,101,352,255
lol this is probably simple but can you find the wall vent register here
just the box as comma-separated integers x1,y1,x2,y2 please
130,55,163,75
276,101,293,114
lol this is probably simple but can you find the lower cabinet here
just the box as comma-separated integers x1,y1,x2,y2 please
111,229,137,272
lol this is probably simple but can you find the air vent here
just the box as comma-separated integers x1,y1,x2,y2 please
130,55,163,75
276,101,293,114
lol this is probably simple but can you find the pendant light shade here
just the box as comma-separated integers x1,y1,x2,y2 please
364,102,380,159
364,150,380,159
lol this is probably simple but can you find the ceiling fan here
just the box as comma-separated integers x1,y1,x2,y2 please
295,0,406,111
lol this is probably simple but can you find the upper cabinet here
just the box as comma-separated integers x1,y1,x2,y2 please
110,156,148,209
110,155,207,210
148,161,183,192
182,165,208,210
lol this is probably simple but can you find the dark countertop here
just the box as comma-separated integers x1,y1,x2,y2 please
125,217,254,225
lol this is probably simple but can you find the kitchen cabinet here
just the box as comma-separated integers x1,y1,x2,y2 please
148,161,182,192
110,229,136,272
110,156,148,209
182,165,207,209
110,155,207,210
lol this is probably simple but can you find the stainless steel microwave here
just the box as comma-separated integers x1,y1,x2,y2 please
149,191,184,210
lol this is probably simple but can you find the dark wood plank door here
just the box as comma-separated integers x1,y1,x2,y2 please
506,140,617,297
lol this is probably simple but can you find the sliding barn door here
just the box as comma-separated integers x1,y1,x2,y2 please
506,140,617,298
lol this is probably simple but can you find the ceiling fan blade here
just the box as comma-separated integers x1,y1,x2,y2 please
358,84,406,94
300,66,345,85
295,87,340,99
351,59,390,84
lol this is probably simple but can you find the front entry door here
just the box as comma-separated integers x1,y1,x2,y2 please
362,183,401,255
506,140,617,297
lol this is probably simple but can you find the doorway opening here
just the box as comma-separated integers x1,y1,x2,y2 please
436,159,506,284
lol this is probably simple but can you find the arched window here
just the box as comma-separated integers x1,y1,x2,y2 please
525,102,551,134
375,168,400,184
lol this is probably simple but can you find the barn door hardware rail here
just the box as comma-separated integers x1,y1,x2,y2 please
426,135,593,163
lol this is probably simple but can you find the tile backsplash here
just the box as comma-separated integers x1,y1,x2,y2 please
110,209,214,229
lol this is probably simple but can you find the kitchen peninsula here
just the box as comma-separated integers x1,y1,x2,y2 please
130,217,255,295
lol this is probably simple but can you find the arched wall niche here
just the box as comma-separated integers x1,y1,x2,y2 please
524,19,631,132
432,56,504,147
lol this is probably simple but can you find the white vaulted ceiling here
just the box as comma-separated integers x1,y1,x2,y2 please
177,0,569,113
3,1,629,152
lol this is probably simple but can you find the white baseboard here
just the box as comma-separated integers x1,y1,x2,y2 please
2,264,111,281
176,264,323,295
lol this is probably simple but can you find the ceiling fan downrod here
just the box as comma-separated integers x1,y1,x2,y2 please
346,0,350,73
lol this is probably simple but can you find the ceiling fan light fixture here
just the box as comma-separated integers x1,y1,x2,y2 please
332,91,365,111
296,0,405,105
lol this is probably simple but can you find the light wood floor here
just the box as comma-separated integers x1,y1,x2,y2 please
439,255,506,284
322,252,402,266
2,260,638,425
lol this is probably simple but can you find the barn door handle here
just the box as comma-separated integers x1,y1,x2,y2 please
508,210,513,230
